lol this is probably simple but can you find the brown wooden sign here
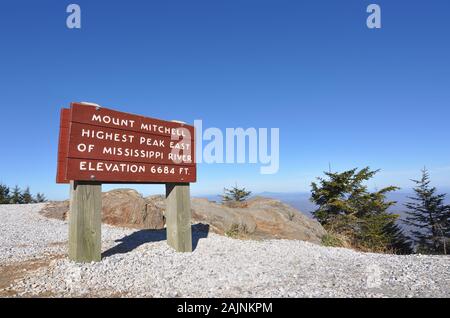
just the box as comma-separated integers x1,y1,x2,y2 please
56,108,71,184
56,103,196,183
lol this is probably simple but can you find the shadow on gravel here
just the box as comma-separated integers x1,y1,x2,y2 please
102,224,210,258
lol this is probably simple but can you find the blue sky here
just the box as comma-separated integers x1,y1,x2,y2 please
0,1,449,200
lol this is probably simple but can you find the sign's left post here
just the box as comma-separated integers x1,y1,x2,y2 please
69,181,102,262
56,107,102,262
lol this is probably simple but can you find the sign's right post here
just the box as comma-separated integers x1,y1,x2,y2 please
165,183,193,252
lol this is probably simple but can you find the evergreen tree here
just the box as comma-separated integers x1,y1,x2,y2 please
0,183,10,204
10,186,23,204
311,167,411,254
404,168,449,254
21,187,33,204
311,167,398,223
382,218,413,254
222,184,252,203
34,193,47,203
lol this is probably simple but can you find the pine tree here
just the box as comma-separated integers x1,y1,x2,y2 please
10,186,23,204
311,167,398,223
34,193,47,203
21,187,33,204
311,167,411,254
404,168,449,254
0,183,10,204
222,184,252,203
382,219,413,254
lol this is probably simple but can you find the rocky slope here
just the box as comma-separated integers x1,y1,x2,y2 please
1,204,449,297
40,189,326,244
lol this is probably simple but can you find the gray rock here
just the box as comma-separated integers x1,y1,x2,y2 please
191,196,326,243
39,190,326,243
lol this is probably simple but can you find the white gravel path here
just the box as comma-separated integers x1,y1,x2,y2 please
1,204,449,298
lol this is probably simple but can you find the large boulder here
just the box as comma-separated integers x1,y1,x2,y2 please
191,196,326,244
102,189,165,229
40,189,165,230
40,189,326,244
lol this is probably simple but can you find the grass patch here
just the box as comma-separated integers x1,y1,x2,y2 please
225,223,251,238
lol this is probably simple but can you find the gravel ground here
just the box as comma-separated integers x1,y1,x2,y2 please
0,204,449,298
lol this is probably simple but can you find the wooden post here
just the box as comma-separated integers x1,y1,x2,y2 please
68,181,102,262
165,183,192,252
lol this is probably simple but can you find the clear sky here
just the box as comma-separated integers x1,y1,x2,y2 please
0,1,449,200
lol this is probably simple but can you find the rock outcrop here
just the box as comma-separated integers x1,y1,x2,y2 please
102,189,165,229
40,189,326,244
41,189,165,230
191,196,326,243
